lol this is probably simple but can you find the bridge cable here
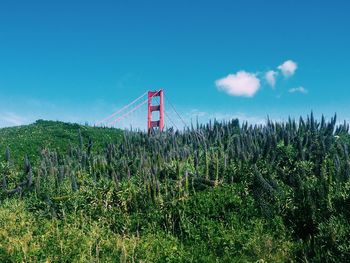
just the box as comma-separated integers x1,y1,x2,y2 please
154,96,178,130
108,99,148,126
96,91,148,126
108,92,158,126
164,93,187,127
164,110,179,130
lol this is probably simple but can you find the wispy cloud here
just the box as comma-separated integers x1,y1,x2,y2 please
289,86,308,94
188,109,207,118
0,112,26,127
215,71,261,97
265,70,278,88
278,60,298,77
187,110,268,125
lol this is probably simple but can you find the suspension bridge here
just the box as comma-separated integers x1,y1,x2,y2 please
95,89,187,131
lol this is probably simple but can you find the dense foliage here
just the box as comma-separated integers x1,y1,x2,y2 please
1,114,350,262
0,120,122,167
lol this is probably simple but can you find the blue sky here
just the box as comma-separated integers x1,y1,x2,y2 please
1,0,350,129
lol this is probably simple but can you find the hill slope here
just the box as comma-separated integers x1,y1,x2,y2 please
0,120,122,165
1,115,350,262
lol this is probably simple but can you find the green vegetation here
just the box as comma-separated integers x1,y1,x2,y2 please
1,115,350,262
0,120,123,167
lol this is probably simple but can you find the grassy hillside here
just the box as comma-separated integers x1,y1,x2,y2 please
1,115,350,262
0,120,123,166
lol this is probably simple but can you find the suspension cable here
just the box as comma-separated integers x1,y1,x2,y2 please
108,99,148,126
154,96,178,130
108,92,158,126
164,110,179,130
164,93,187,127
95,91,148,126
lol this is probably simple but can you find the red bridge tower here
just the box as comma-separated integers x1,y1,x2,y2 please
147,89,164,132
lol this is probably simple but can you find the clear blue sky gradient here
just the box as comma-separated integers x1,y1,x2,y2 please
1,0,350,128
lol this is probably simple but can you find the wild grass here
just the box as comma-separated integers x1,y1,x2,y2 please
1,114,350,262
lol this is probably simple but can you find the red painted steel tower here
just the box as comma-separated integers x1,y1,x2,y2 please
147,89,164,132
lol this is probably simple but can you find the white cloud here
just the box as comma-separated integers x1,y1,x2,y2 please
278,60,297,77
289,86,308,94
215,71,261,97
265,70,278,87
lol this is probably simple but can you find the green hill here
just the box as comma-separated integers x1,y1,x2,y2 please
0,120,123,166
1,115,350,262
